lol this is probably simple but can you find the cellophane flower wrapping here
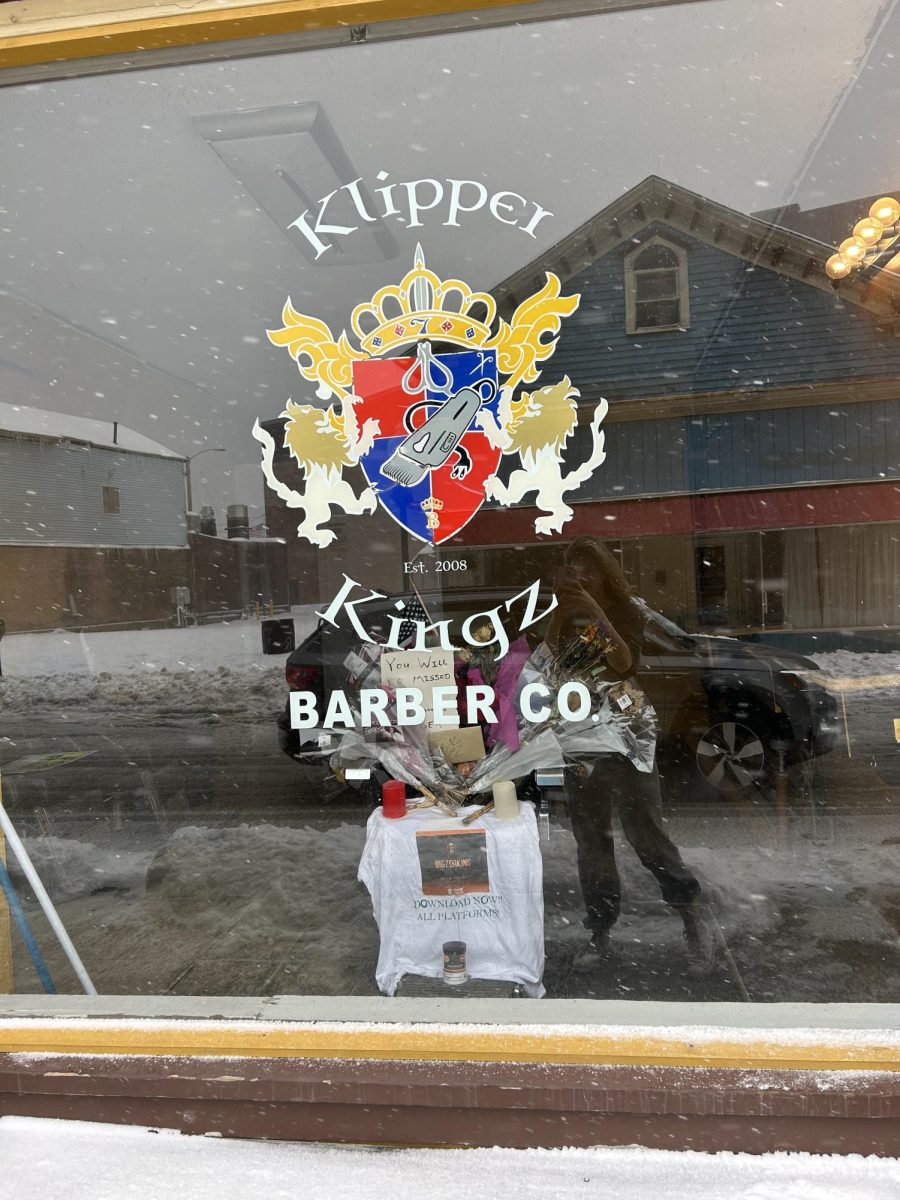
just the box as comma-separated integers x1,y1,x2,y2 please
519,640,658,773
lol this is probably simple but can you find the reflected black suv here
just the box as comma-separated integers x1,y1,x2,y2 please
277,589,839,795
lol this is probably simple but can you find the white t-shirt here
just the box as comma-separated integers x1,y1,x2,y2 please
358,803,545,997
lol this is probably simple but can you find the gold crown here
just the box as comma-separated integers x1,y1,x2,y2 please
351,245,496,356
268,253,579,406
420,497,445,512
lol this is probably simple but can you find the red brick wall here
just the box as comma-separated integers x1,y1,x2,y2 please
0,544,191,633
189,534,289,615
0,537,289,633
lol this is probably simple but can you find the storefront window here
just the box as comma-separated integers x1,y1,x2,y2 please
1,0,898,1007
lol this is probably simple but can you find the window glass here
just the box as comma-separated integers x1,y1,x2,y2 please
634,246,679,271
635,273,679,301
635,297,681,326
102,486,121,515
1,0,898,1007
627,238,688,329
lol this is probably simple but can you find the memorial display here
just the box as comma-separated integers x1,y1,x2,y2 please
320,616,656,795
358,799,545,996
333,555,664,992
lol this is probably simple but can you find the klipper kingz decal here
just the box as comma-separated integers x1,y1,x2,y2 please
253,247,608,547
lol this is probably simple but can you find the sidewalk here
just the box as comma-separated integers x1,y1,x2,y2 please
0,608,321,678
2,1117,898,1200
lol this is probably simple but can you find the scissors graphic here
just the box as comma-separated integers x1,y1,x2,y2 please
400,341,454,400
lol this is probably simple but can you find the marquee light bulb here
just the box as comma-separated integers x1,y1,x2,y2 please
869,197,900,227
853,217,884,246
838,237,867,262
825,254,852,279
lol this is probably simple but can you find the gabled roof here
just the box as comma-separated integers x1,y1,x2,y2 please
754,190,900,251
0,401,183,460
492,175,900,327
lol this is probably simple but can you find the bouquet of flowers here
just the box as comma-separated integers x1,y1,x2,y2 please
543,621,614,689
329,705,564,816
327,626,658,815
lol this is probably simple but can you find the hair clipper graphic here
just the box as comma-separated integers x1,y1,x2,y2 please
380,342,482,487
381,386,482,488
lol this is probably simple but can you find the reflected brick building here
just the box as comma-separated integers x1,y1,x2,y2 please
0,403,289,632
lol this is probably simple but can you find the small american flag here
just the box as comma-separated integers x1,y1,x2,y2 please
397,593,429,645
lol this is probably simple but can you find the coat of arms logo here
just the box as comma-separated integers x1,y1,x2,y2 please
253,247,608,547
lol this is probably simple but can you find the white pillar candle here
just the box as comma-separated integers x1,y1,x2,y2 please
492,780,519,821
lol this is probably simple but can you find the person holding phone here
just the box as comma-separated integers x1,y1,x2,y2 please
547,536,715,977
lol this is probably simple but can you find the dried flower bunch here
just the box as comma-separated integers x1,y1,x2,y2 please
544,621,615,689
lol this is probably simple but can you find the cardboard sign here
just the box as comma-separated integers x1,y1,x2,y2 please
415,828,490,896
429,725,486,764
381,648,458,730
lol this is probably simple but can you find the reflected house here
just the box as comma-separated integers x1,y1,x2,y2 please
0,403,289,632
0,403,191,633
449,176,900,649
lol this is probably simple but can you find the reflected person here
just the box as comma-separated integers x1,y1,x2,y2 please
546,536,715,976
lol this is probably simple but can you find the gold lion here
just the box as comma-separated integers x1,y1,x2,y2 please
477,378,609,537
251,399,379,549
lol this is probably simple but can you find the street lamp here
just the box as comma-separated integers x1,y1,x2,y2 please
184,447,225,515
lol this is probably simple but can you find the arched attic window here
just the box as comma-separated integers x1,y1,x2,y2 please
624,236,690,334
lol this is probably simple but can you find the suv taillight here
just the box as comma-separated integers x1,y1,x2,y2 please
286,664,321,692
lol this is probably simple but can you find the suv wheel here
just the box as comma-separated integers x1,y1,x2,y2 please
694,719,768,793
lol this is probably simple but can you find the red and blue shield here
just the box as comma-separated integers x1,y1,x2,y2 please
352,348,500,545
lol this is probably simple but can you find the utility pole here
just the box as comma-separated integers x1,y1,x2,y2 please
184,447,225,516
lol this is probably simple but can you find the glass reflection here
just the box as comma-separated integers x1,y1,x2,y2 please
0,0,898,1003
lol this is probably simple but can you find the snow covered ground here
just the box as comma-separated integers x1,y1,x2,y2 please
8,800,900,1001
0,610,323,679
0,611,320,716
811,650,900,686
2,1118,898,1200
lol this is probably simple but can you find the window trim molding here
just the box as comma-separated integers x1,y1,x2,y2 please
624,233,690,335
0,0,719,81
2,997,900,1072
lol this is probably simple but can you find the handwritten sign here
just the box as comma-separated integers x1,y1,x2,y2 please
381,648,457,730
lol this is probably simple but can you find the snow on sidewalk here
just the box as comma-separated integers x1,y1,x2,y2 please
0,609,321,678
0,610,321,715
2,1117,898,1200
811,650,900,690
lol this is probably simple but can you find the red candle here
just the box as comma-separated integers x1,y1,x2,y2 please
382,779,407,819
